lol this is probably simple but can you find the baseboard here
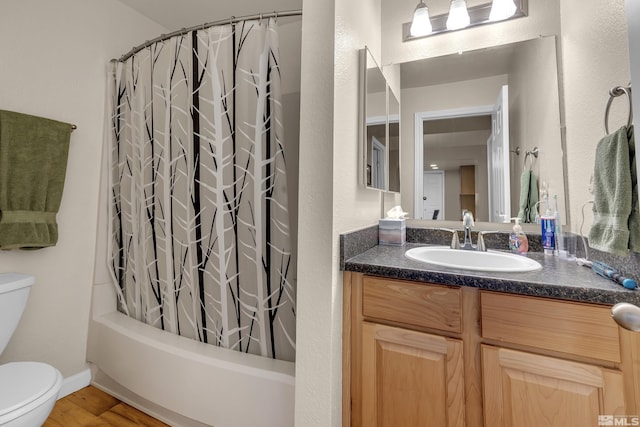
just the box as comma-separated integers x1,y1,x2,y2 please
58,365,92,399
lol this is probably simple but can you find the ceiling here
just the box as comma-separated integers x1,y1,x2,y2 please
116,0,302,30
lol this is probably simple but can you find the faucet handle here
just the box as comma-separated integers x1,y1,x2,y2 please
438,228,460,249
476,231,500,251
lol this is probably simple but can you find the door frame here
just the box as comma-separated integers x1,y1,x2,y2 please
414,105,493,219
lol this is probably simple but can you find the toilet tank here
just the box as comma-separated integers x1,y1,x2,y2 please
0,273,34,354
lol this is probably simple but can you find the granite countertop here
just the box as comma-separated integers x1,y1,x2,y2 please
343,242,640,306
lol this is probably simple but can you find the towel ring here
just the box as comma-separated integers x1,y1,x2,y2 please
604,85,633,134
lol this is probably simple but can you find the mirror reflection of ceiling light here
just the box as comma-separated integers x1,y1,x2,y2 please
446,0,471,30
489,0,517,21
410,1,433,37
404,0,527,42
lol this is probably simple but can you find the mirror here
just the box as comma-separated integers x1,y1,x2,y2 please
361,48,387,190
360,47,402,192
400,36,566,224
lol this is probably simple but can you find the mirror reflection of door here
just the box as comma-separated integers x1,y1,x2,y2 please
488,85,511,223
371,136,386,189
423,171,444,220
367,121,386,190
417,111,491,221
415,85,510,222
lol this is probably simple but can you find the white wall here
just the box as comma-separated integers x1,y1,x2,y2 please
560,0,631,233
0,0,166,377
295,0,384,424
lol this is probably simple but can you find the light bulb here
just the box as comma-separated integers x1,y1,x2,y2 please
489,0,517,21
410,2,433,37
446,0,470,30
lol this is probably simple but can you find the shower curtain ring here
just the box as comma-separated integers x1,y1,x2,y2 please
259,13,263,24
274,11,278,22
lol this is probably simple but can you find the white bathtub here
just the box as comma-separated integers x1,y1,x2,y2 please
87,283,295,427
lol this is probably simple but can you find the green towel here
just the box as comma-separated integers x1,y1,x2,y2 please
589,125,633,256
628,126,640,252
0,110,72,249
517,170,538,223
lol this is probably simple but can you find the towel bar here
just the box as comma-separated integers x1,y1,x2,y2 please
604,84,632,134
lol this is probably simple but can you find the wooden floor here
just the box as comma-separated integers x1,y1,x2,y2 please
44,386,169,427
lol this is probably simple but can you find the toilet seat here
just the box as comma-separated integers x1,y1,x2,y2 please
0,362,62,424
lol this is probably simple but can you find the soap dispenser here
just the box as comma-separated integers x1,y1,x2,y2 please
509,217,529,256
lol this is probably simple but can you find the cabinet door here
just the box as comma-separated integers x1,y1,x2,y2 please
482,345,626,427
361,322,465,427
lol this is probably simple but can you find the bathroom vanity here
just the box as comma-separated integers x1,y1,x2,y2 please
341,235,640,427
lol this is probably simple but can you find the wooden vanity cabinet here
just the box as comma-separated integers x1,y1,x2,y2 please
479,292,628,427
482,345,625,426
343,273,640,427
361,323,464,427
344,274,474,427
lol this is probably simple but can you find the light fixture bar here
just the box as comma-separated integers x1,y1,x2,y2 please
403,0,528,42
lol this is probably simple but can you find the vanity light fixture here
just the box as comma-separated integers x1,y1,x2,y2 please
446,0,470,30
404,0,528,42
410,1,433,37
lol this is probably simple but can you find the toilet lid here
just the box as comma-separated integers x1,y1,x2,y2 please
0,362,59,417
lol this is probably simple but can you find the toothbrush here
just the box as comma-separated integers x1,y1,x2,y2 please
578,259,637,289
591,261,637,290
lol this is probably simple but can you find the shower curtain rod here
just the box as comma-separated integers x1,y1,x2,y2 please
117,9,302,62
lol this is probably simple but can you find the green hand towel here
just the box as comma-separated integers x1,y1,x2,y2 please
517,170,538,223
628,125,640,253
589,125,632,257
0,110,72,249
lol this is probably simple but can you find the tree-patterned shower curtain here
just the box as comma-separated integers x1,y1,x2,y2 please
108,18,295,362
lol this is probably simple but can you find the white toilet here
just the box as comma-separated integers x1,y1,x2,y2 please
0,273,63,427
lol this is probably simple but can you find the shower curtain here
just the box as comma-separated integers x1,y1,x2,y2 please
108,18,295,362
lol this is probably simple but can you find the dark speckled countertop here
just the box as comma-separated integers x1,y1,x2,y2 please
341,226,640,306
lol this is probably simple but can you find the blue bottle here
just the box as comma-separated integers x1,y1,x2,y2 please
541,215,555,255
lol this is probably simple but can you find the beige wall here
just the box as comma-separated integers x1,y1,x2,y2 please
0,0,166,377
561,0,631,233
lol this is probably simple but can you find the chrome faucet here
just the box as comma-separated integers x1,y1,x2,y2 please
440,212,498,251
461,210,475,250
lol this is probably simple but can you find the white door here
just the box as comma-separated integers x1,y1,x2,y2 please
487,85,511,223
371,136,386,190
423,171,444,220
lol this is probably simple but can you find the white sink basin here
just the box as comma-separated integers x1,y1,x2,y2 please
405,246,542,273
